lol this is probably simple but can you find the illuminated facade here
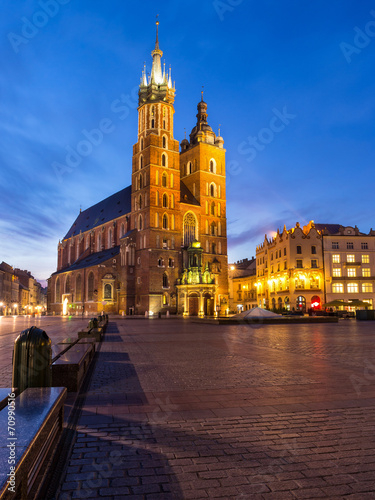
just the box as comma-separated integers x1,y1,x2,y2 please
255,222,324,312
228,258,257,313
49,24,229,316
319,224,375,308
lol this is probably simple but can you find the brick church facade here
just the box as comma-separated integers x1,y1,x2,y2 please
49,23,229,317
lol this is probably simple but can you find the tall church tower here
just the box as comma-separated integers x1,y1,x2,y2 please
131,21,181,314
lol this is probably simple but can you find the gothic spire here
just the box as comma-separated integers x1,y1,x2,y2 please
151,18,163,85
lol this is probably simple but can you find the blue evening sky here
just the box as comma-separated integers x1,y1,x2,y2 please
1,0,375,284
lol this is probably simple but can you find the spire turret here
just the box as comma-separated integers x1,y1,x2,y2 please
139,19,175,106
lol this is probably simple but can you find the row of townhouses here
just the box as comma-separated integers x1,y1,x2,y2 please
229,221,375,313
0,262,46,315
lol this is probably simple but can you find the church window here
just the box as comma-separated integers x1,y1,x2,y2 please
97,233,101,250
183,212,197,246
139,175,143,189
56,278,61,303
211,222,216,236
162,173,167,187
108,228,113,247
120,224,125,238
187,162,193,175
87,272,94,301
162,193,168,208
169,258,174,268
162,136,167,148
76,275,82,302
104,283,112,300
139,195,142,209
211,202,215,216
140,137,144,150
210,183,217,197
162,214,168,229
209,159,216,173
139,155,143,170
139,215,143,230
212,243,217,254
163,293,169,305
162,153,167,167
163,273,169,289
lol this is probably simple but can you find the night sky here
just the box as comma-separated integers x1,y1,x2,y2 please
1,1,375,284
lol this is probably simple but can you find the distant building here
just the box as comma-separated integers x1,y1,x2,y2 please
318,224,375,309
48,23,229,317
255,222,324,312
228,258,257,312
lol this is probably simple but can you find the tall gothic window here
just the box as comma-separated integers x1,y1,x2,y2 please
88,272,94,301
76,275,82,302
65,275,71,294
162,173,167,187
183,212,197,246
56,277,61,303
163,273,169,288
162,214,168,229
162,194,168,208
104,283,112,300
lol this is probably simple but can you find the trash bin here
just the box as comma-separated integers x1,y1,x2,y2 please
12,326,52,394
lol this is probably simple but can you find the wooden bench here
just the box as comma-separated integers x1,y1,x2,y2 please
52,344,94,392
0,387,66,500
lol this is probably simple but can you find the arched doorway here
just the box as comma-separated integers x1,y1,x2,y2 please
204,293,214,316
189,293,199,316
311,295,321,309
296,296,306,313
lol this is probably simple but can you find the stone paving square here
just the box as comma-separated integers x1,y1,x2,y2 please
5,317,375,499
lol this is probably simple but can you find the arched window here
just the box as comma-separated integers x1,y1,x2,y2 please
210,159,216,173
211,202,215,216
88,272,94,301
56,277,61,303
158,257,164,267
76,275,82,302
187,162,193,175
120,223,125,238
162,173,167,187
162,153,167,167
139,215,143,230
104,283,112,300
97,233,101,251
212,243,217,254
139,155,143,170
140,137,144,150
210,183,216,197
210,222,216,236
162,136,167,148
163,293,169,305
162,214,168,229
139,195,142,210
183,212,197,246
139,175,143,189
65,275,71,294
163,272,169,289
162,193,168,208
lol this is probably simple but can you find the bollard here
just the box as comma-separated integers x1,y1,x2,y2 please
12,326,52,394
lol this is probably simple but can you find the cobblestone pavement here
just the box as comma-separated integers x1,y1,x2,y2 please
47,319,375,498
0,316,89,387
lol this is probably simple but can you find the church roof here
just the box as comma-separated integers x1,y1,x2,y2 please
63,186,132,240
180,181,200,206
53,246,121,275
